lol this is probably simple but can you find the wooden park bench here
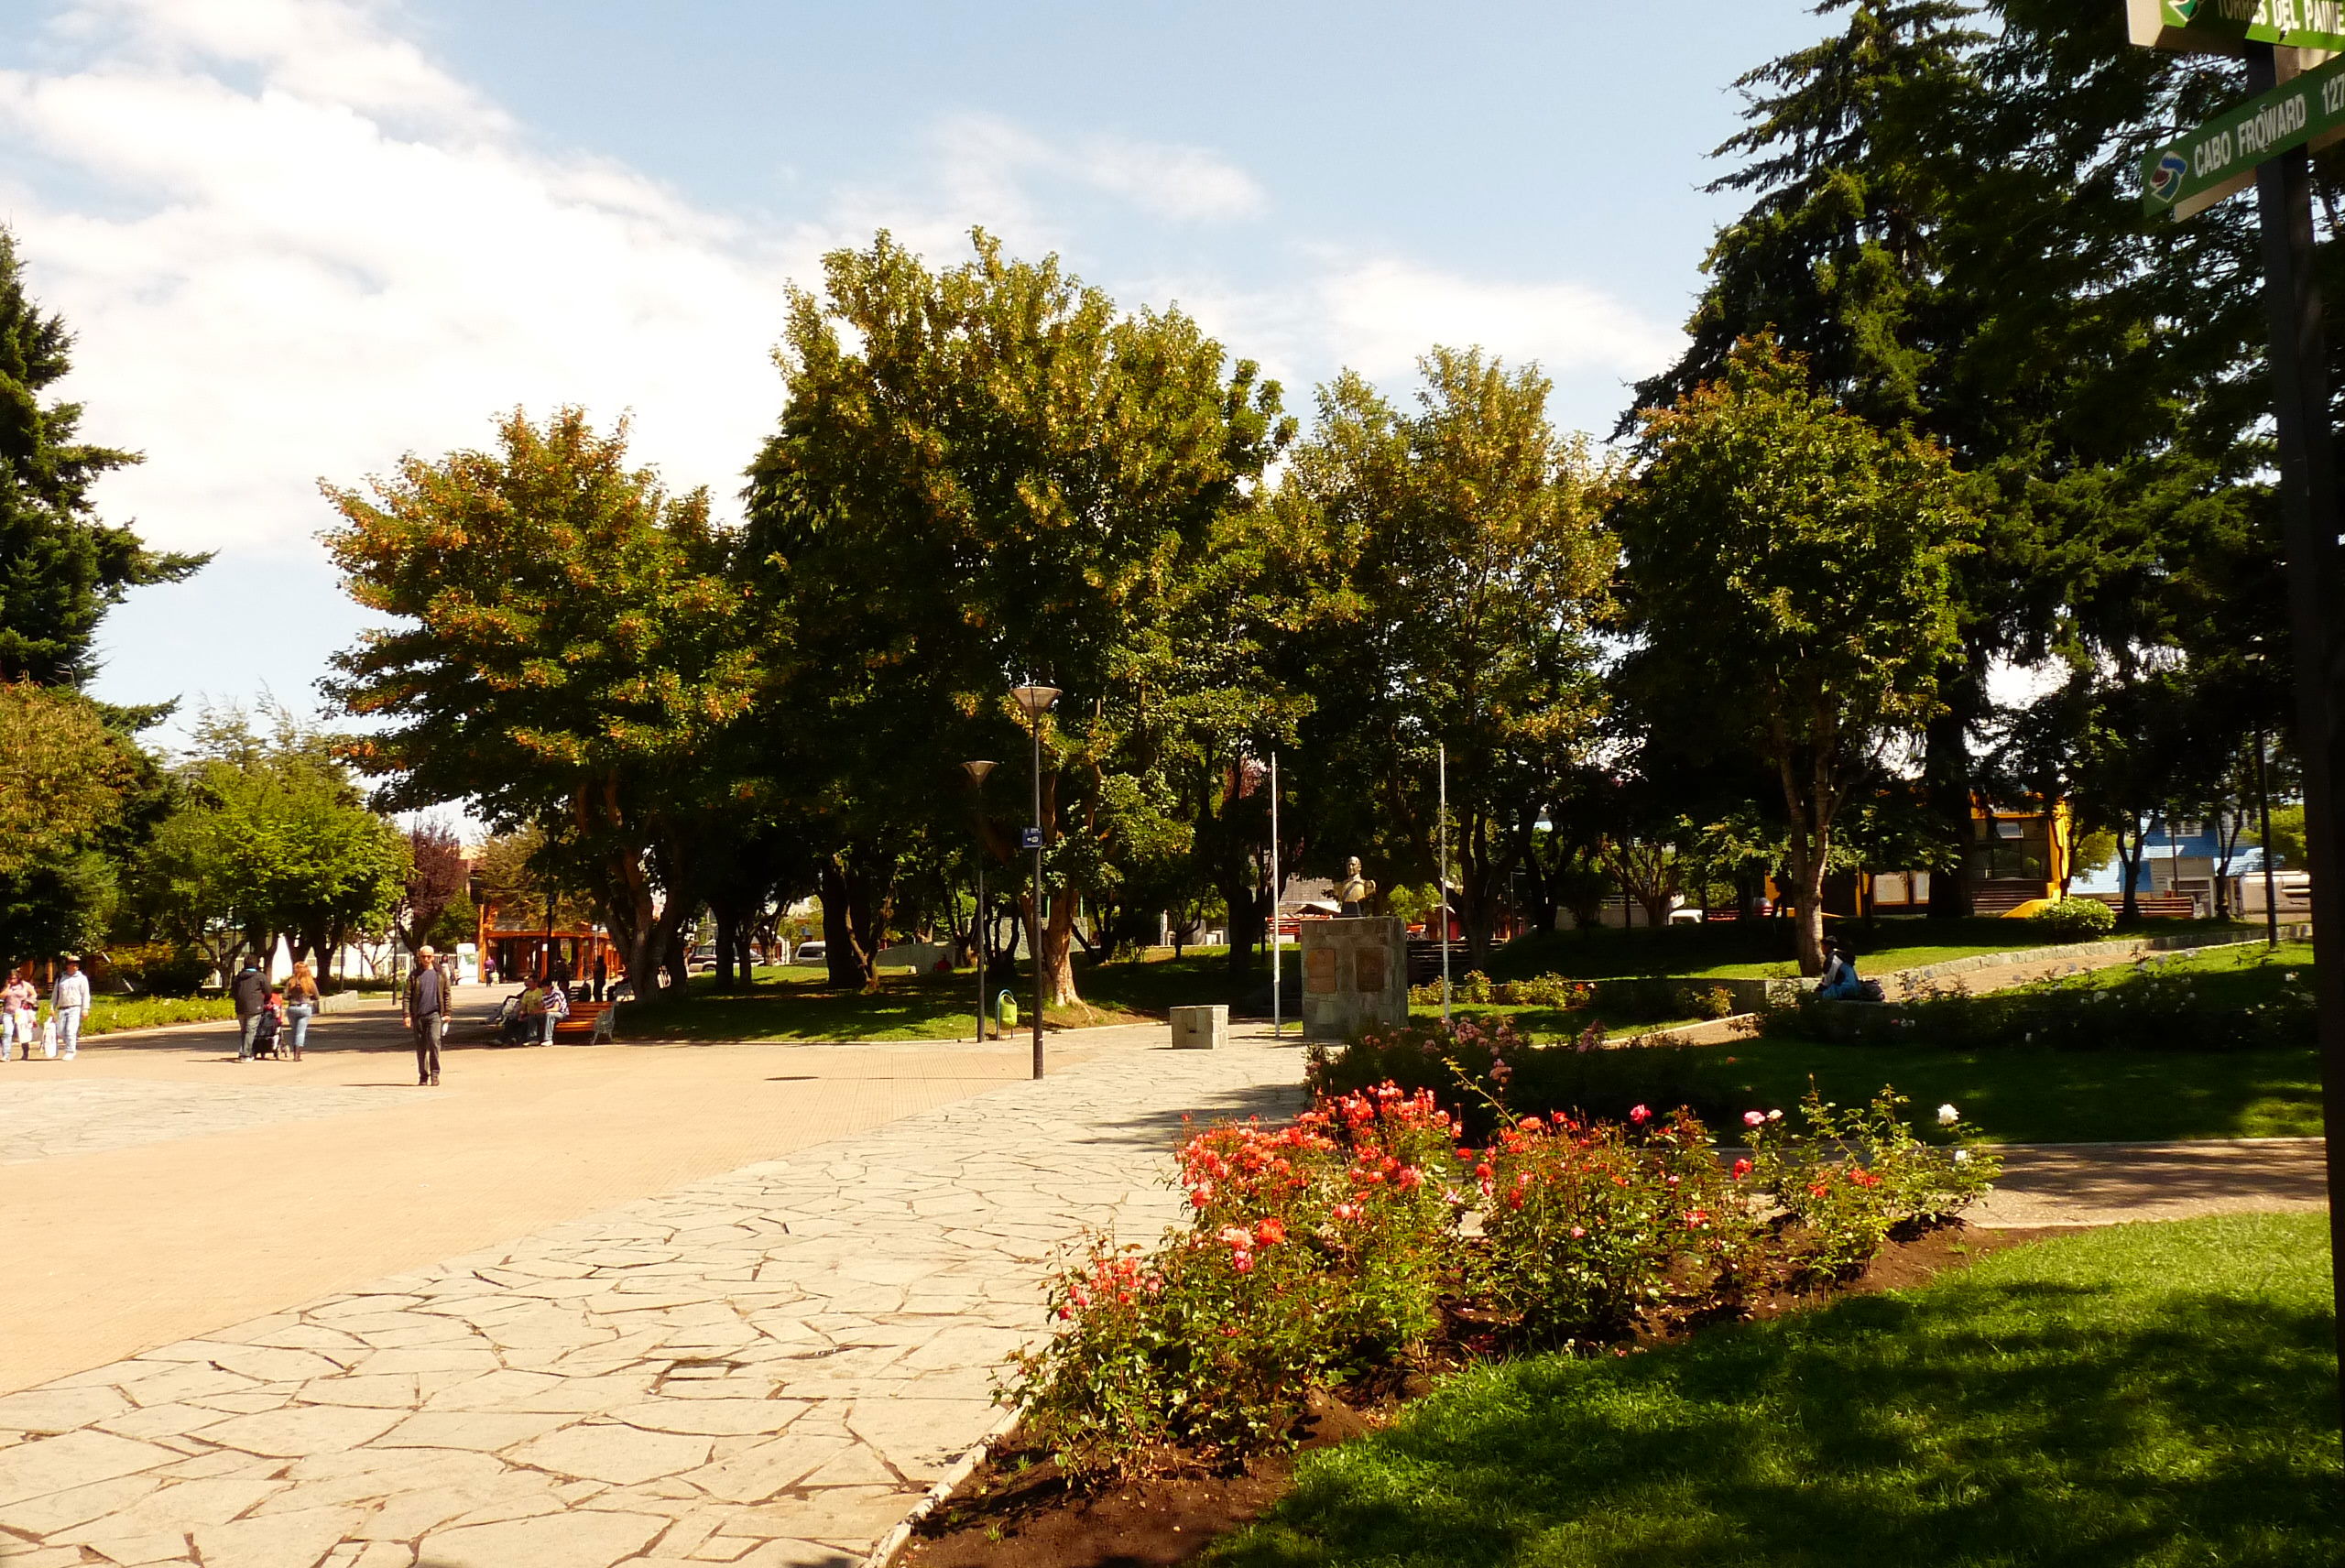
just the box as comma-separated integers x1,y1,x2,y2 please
549,999,619,1045
2084,892,2199,920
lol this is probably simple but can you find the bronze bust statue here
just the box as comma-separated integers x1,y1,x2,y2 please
1334,855,1376,917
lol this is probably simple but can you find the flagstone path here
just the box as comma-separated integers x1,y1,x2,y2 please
0,1030,1309,1568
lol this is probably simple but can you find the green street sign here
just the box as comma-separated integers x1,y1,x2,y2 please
2132,0,2345,55
2143,50,2345,214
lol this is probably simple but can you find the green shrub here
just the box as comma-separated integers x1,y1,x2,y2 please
102,941,213,997
2024,896,2117,942
1409,971,1595,1009
1744,1088,2000,1276
1013,1034,2001,1480
1478,1105,1764,1340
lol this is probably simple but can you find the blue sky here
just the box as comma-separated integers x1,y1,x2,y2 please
0,0,1831,738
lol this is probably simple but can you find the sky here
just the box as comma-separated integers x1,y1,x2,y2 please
0,0,1837,739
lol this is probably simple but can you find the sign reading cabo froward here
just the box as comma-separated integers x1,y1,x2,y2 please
2143,49,2345,214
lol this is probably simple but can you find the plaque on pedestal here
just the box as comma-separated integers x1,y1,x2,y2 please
1299,917,1410,1040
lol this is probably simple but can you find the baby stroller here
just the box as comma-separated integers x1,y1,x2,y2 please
250,1005,287,1061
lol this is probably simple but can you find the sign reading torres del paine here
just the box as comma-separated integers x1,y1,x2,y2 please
2143,49,2345,214
2132,0,2345,54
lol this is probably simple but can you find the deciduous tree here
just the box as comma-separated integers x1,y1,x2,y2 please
1615,338,1971,973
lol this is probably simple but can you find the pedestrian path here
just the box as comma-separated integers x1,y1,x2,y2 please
0,1031,1308,1568
1968,1136,2329,1227
0,1081,393,1165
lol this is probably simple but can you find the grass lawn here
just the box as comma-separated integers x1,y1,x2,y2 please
1670,1038,2321,1143
623,954,1260,1041
1209,1214,2341,1567
1488,917,2259,981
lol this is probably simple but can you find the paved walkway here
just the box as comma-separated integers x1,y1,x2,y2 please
1969,1137,2331,1227
0,1027,1307,1568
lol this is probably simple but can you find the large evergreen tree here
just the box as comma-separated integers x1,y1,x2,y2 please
0,228,205,689
1635,1,2284,915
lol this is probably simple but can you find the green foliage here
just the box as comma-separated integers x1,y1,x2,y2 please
0,229,204,689
101,939,212,996
0,681,146,960
1615,338,1971,973
1745,1087,1997,1275
323,409,753,999
746,231,1292,995
1271,351,1618,964
2023,893,2117,942
130,702,407,965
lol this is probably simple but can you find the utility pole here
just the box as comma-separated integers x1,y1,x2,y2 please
1438,744,1451,1025
1270,752,1282,1040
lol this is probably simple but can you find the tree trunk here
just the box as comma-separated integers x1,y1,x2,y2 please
1924,654,1981,919
1026,883,1080,1007
713,902,741,991
2116,823,2145,922
818,858,878,990
1217,864,1261,977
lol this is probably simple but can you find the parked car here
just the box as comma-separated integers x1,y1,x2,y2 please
795,940,826,962
689,949,718,973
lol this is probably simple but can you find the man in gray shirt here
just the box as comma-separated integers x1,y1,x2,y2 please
50,957,89,1061
405,948,448,1086
230,957,269,1063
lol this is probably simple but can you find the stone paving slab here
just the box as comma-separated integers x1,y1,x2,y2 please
0,1033,1307,1568
0,1082,398,1165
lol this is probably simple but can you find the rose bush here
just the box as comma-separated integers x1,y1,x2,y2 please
1010,1035,2000,1479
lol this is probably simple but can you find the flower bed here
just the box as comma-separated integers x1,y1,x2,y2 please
1002,1031,1995,1483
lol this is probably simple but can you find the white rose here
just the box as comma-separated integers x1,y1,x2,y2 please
1937,1104,1960,1126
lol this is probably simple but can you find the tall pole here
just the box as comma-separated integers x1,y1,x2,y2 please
1031,713,1046,1080
2245,40,2345,1452
962,759,996,1044
2257,728,2280,949
1270,752,1282,1040
1438,744,1451,1025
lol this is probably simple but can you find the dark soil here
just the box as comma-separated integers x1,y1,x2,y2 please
900,1223,2079,1568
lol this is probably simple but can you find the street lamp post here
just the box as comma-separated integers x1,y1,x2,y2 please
961,760,997,1042
1010,684,1061,1080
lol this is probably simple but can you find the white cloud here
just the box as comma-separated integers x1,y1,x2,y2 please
927,112,1269,225
1313,257,1682,385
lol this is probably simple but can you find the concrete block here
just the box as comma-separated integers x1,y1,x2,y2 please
1170,1005,1228,1051
1300,918,1409,1041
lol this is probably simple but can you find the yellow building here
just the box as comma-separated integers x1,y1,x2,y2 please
1851,797,2072,917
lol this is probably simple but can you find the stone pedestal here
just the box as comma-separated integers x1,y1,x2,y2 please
1300,917,1410,1041
1170,1004,1228,1050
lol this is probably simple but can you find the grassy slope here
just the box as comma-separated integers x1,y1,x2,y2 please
1211,1214,2341,1568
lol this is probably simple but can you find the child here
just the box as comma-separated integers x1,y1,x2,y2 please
250,988,287,1060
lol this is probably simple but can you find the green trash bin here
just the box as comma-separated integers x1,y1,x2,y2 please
996,989,1018,1031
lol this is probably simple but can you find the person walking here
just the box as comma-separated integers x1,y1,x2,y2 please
230,955,270,1062
1,970,36,1062
49,956,89,1061
404,947,447,1086
282,960,320,1061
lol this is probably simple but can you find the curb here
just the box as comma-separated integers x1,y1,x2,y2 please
857,1405,1023,1568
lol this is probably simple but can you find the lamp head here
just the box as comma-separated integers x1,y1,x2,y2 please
962,759,998,785
1009,684,1062,720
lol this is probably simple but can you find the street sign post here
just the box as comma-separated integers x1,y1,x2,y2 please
2129,6,2345,1465
2143,50,2345,215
